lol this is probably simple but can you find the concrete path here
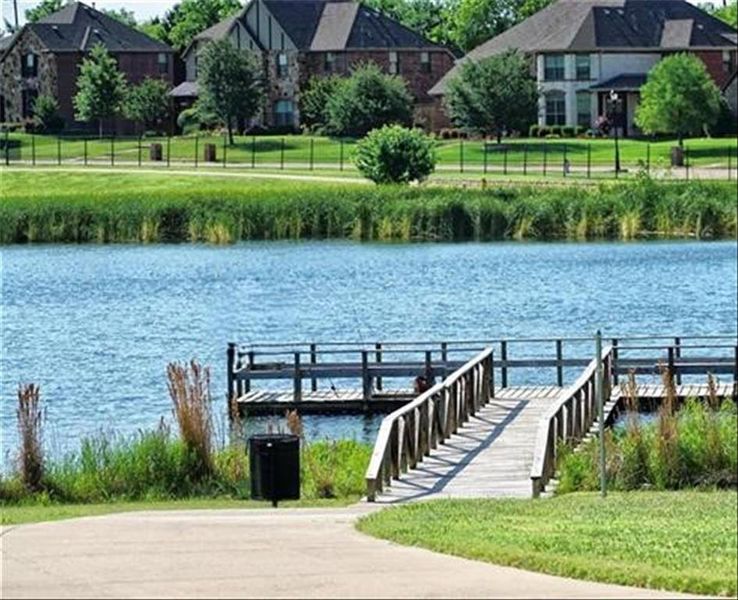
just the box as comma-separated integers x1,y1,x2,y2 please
1,506,698,599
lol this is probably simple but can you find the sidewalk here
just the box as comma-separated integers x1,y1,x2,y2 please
0,505,701,599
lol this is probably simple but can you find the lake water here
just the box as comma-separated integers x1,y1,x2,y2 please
1,241,736,465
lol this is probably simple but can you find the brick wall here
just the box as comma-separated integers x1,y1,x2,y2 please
694,50,737,89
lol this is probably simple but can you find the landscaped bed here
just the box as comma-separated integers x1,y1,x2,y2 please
357,491,738,597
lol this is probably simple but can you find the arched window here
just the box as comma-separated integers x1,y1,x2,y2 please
545,91,566,126
21,53,38,77
274,99,294,127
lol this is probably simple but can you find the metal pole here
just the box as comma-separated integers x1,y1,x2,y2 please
685,146,689,181
596,330,606,498
562,143,567,177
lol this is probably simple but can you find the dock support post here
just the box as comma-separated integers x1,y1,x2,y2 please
500,341,508,388
375,343,383,391
362,350,372,401
294,352,302,402
425,351,433,384
595,330,607,498
556,339,563,387
310,343,318,392
674,337,681,385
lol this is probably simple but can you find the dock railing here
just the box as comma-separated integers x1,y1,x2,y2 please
364,347,494,501
530,345,613,497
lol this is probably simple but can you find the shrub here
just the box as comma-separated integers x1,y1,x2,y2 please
325,63,413,137
549,125,561,136
537,126,550,138
299,76,340,133
528,124,540,137
575,125,587,137
177,107,200,135
561,125,575,137
354,125,436,184
32,94,64,133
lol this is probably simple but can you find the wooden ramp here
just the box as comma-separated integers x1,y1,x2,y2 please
373,386,563,503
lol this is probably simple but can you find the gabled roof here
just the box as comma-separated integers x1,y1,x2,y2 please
430,0,738,95
589,73,648,90
190,0,450,55
3,1,172,57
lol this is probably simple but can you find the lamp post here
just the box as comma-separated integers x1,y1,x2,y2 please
607,90,622,174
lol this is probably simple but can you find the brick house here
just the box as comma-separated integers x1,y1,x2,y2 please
171,0,456,131
430,0,738,137
0,2,176,133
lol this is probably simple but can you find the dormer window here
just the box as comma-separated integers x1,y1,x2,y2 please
22,53,38,78
158,52,168,74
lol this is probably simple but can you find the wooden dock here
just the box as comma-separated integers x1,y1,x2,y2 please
238,389,414,415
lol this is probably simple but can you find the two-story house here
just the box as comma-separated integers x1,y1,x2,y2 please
430,0,738,137
0,2,176,132
171,0,456,131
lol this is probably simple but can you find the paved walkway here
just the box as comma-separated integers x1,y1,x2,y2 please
1,506,698,598
375,387,562,503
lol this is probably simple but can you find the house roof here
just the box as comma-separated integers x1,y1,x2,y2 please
589,73,648,90
170,81,199,98
2,2,172,58
430,0,738,95
190,0,448,55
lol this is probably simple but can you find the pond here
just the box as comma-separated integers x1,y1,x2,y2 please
1,240,736,465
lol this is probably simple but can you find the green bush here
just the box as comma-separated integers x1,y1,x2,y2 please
176,108,200,135
32,94,64,133
299,76,340,133
537,126,550,137
354,125,436,184
528,124,540,137
561,125,575,137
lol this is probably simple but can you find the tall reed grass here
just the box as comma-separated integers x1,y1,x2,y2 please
1,175,735,244
15,384,44,492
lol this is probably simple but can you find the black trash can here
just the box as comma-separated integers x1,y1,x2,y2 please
249,434,300,505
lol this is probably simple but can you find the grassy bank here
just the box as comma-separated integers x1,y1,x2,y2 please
357,491,738,596
1,171,736,243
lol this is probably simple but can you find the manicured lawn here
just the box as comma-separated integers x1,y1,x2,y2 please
1,496,357,525
357,491,738,597
4,132,737,173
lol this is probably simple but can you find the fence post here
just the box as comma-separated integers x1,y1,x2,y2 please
646,142,650,175
523,144,528,176
562,143,567,177
674,337,682,386
503,146,508,175
362,350,372,401
194,134,199,168
309,137,314,170
251,135,256,168
728,146,732,181
595,330,606,498
31,132,36,166
587,143,591,179
223,133,227,168
459,138,464,173
4,129,8,166
685,146,689,181
339,138,344,171
543,142,547,177
84,137,88,166
483,142,488,174
110,135,114,166
57,136,61,165
280,137,285,170
166,135,171,168
556,339,563,387
138,134,142,167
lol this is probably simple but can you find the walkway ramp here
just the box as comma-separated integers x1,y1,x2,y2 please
373,386,562,503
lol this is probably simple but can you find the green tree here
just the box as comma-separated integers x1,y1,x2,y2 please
362,0,456,47
32,94,64,132
138,18,169,44
635,53,723,146
444,50,537,142
125,78,171,132
355,124,436,184
103,8,138,28
448,0,516,52
299,76,341,133
164,0,242,52
25,0,63,22
197,39,262,144
73,44,128,138
700,1,737,27
325,63,413,138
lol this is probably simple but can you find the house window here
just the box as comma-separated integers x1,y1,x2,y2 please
277,53,288,78
21,89,38,119
22,53,38,78
545,91,566,125
576,91,591,127
723,50,735,74
389,51,399,75
575,55,590,81
420,51,431,73
274,99,294,127
544,54,564,81
324,52,335,73
158,53,168,74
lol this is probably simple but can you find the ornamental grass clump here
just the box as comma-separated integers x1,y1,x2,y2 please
167,360,214,481
16,384,45,492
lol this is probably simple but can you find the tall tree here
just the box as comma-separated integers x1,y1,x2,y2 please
125,78,171,133
448,0,517,52
73,44,128,138
444,50,538,142
163,0,242,52
635,53,722,146
699,1,737,27
362,0,456,47
102,8,138,28
197,39,262,144
25,0,63,23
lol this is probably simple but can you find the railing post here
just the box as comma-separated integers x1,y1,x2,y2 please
611,338,619,385
595,330,606,498
362,350,372,401
646,142,650,175
668,345,675,379
246,351,254,393
310,343,318,392
440,342,448,380
425,350,433,384
483,142,488,174
500,340,508,388
674,336,681,386
562,143,567,177
227,343,236,416
293,352,302,402
587,143,591,179
375,343,383,391
556,339,563,386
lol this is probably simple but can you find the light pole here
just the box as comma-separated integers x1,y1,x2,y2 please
608,90,621,174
